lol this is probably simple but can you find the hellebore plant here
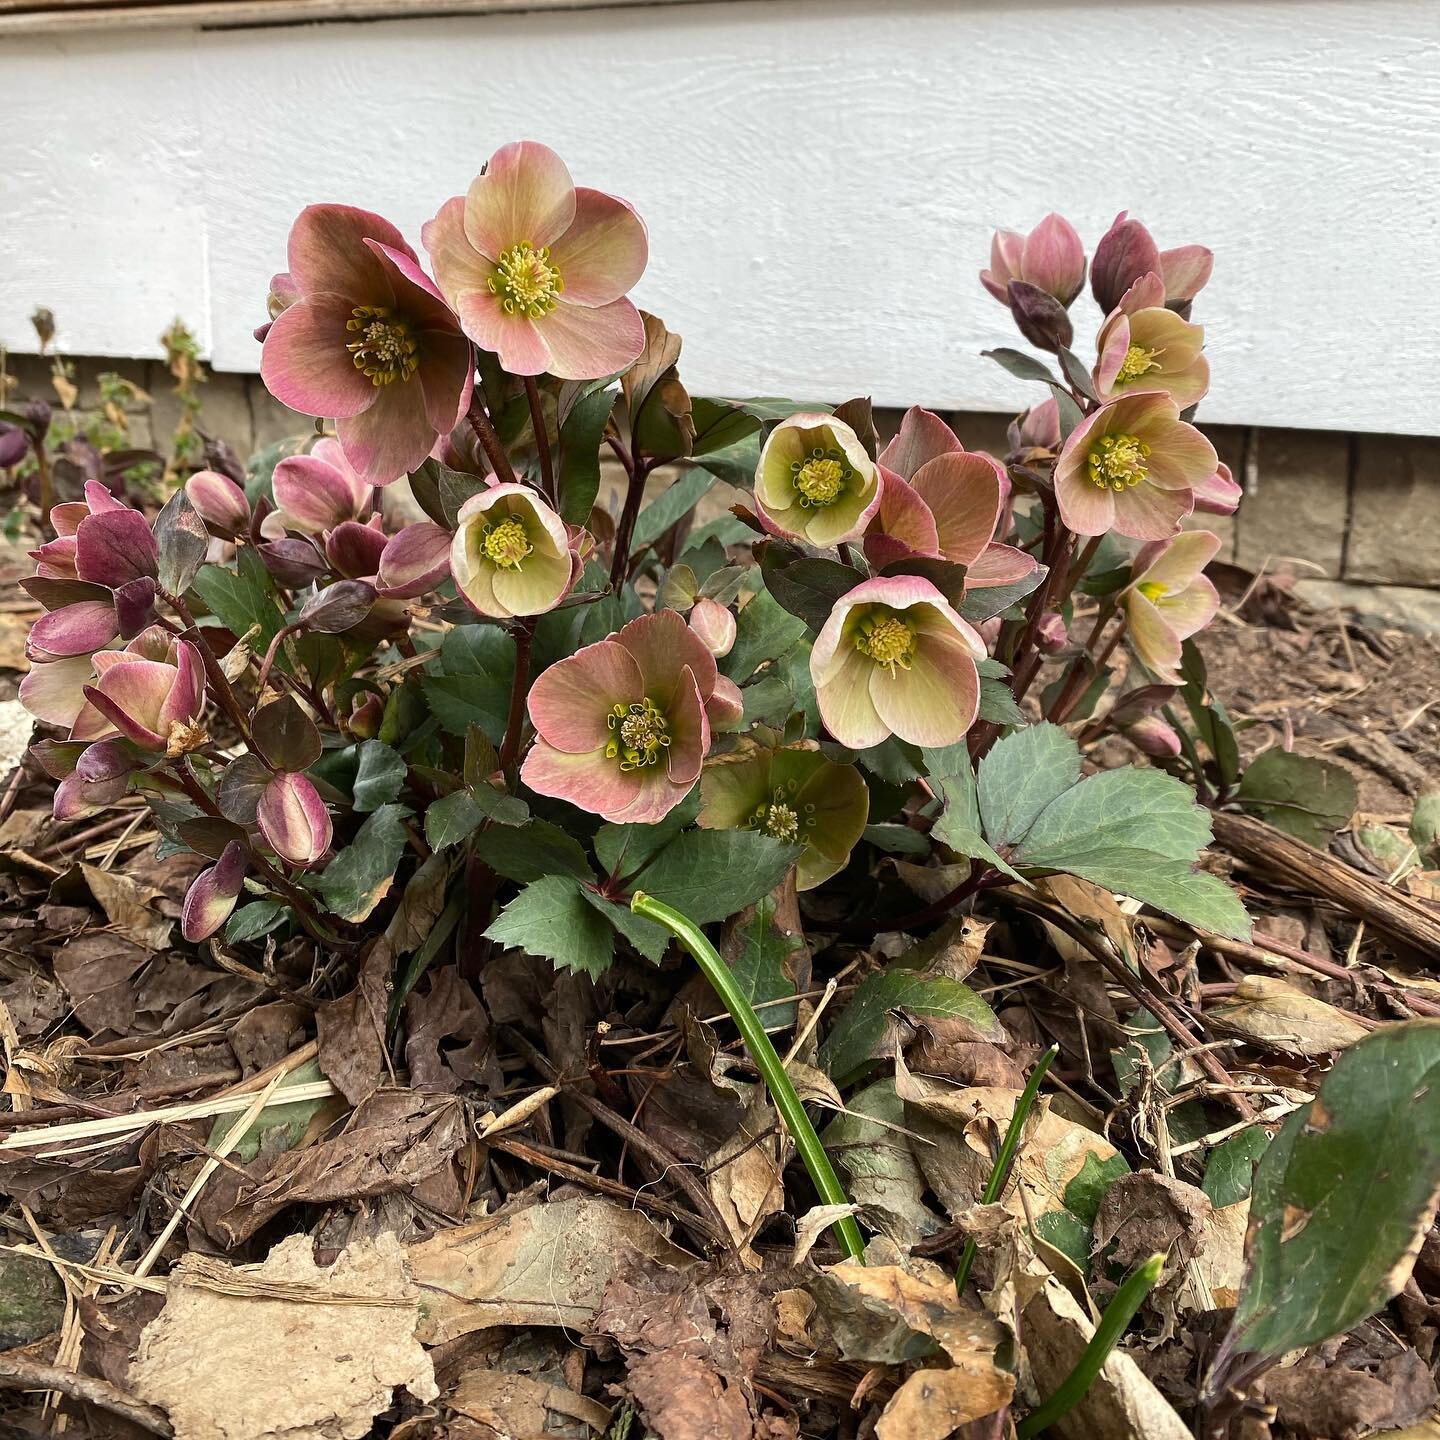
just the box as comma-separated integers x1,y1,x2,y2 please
19,151,1251,1286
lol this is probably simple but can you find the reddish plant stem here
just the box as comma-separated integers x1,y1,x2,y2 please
837,862,1011,939
609,451,652,590
498,616,537,777
524,377,556,504
253,622,300,701
1047,608,1126,726
466,392,518,487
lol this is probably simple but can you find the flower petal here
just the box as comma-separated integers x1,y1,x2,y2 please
19,654,94,726
273,453,369,533
528,640,643,752
878,405,962,480
336,374,448,487
520,740,643,820
538,298,647,382
816,644,889,749
910,451,1004,568
1054,464,1116,536
464,141,576,259
1110,481,1193,541
665,667,709,787
456,290,551,376
1125,590,1183,679
966,542,1038,588
261,296,377,420
869,630,979,747
547,188,648,307
616,608,717,709
286,203,407,299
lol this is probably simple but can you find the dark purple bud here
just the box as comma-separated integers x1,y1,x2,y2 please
74,507,158,588
258,537,329,588
181,840,249,942
346,692,384,740
298,579,377,635
325,520,387,580
113,575,159,639
1091,211,1162,315
1006,280,1073,354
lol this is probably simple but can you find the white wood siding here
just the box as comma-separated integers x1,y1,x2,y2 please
2,0,1438,435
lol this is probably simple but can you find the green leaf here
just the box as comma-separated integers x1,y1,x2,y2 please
190,550,285,657
209,1058,328,1162
762,554,866,632
225,899,289,943
556,385,616,525
594,792,700,880
628,829,803,926
977,677,1027,727
982,348,1059,385
421,624,516,741
819,968,1000,1084
722,589,809,683
408,456,487,529
472,817,594,884
977,723,1081,849
689,430,762,487
863,823,930,856
1412,794,1440,866
351,740,406,813
1202,1126,1270,1208
425,790,486,851
689,398,761,460
959,567,1048,624
1227,1022,1440,1366
1179,639,1242,786
630,468,716,550
580,888,669,963
1237,748,1358,847
484,874,615,977
723,897,800,1029
314,803,409,923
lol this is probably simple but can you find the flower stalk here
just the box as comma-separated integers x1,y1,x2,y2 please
630,889,867,1262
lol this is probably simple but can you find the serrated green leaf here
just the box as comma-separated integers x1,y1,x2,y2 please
425,790,486,851
594,792,700,880
191,551,286,658
421,624,516,741
580,888,669,963
352,740,406,813
472,817,594,884
977,722,1081,849
819,969,1000,1084
977,677,1027,727
723,589,809,683
314,803,410,923
862,823,930,855
959,567,1049,624
1228,1022,1440,1366
1237,748,1358,848
628,829,802,926
484,874,615,977
761,554,865,633
982,348,1059,385
225,899,289,943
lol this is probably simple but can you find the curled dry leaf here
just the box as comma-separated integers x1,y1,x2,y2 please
876,1360,1014,1440
129,1232,436,1440
1206,974,1371,1058
448,1367,611,1436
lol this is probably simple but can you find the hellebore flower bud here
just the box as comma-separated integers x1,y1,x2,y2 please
82,639,206,753
688,599,736,659
181,840,248,942
1124,715,1183,758
257,771,332,868
186,470,252,539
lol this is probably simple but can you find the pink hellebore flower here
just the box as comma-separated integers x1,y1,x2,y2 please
270,437,373,535
754,413,881,548
1054,392,1216,541
82,638,206,754
181,841,249,942
424,140,648,380
980,214,1086,307
1092,212,1214,314
451,483,580,619
522,609,723,824
811,575,986,750
1122,529,1222,681
29,480,131,580
1193,461,1243,516
1094,274,1209,410
257,772,332,869
866,407,1036,589
260,204,474,486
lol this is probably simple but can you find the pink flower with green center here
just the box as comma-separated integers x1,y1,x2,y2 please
1055,393,1216,541
260,204,474,486
1094,273,1210,409
865,407,1035,589
980,214,1086,307
754,413,881,548
423,141,648,380
1122,529,1222,681
521,609,719,823
811,575,986,750
81,637,206,754
451,483,580,619
699,741,869,890
20,626,177,739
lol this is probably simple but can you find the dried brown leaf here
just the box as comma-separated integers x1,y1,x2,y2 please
1207,974,1371,1058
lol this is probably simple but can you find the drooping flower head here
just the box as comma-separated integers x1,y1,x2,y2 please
811,575,985,750
1121,529,1222,681
269,437,372,535
754,413,881,548
81,637,206,754
866,408,1035,589
700,741,869,890
980,214,1086,308
424,141,648,380
1193,461,1242,516
260,205,474,486
181,841,249,942
1094,274,1209,410
522,609,722,823
688,598,736,659
451,483,580,619
1054,392,1216,541
185,470,252,540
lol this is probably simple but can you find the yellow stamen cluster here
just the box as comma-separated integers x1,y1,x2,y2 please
1088,432,1152,492
790,447,854,508
855,612,917,675
480,516,532,570
1115,343,1163,384
749,783,816,843
488,242,564,319
606,697,670,771
346,306,419,386
1137,579,1168,602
